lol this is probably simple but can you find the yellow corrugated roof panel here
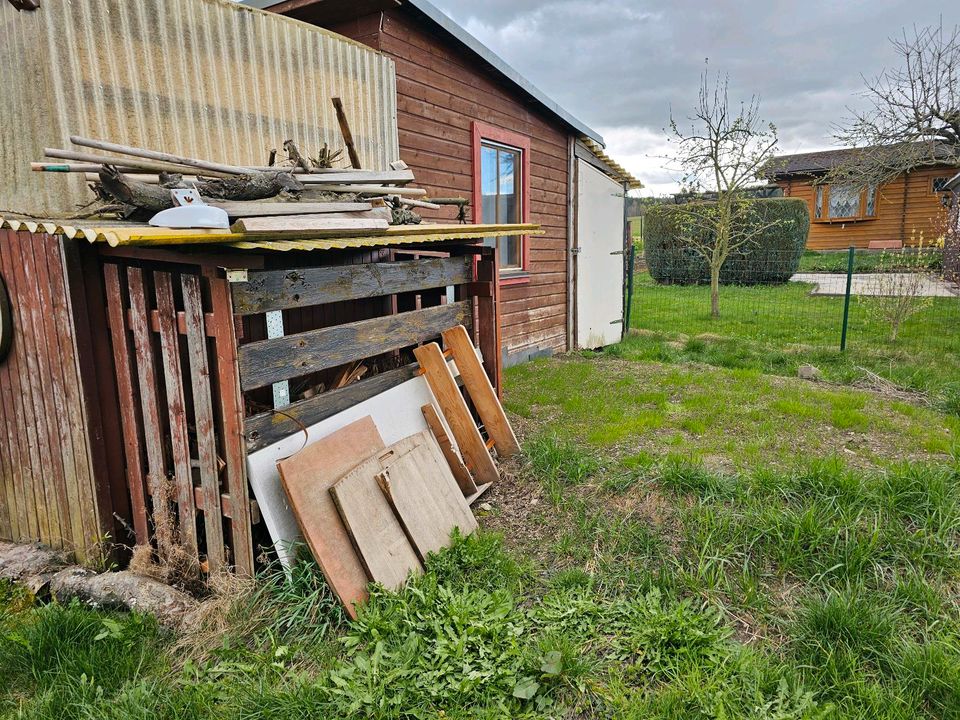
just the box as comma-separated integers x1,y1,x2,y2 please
0,216,541,251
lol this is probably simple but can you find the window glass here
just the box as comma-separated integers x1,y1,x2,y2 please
815,185,824,219
828,185,861,219
480,141,523,270
865,186,877,216
933,177,950,193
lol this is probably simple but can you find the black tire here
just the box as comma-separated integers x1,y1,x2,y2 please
0,273,12,363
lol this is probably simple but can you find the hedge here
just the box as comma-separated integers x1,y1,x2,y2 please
643,198,810,285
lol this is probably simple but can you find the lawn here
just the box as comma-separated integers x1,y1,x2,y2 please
627,270,960,403
2,276,959,718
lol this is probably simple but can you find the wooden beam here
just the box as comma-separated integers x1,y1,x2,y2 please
231,256,473,315
413,342,499,487
332,97,362,169
231,216,389,235
238,301,470,391
442,325,519,457
243,363,421,452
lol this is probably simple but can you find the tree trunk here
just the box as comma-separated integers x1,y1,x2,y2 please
710,265,721,318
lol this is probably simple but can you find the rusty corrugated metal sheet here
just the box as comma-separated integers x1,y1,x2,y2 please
0,0,399,217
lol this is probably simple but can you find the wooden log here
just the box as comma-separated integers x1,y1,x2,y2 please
231,256,473,314
238,301,470,391
231,216,389,235
332,97,362,169
181,275,225,571
401,197,443,210
44,148,235,178
442,325,520,457
207,201,372,217
70,135,256,175
413,342,499,487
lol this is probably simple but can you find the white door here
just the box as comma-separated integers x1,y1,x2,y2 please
575,160,625,348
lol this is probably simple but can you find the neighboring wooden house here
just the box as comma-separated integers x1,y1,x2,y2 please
245,0,642,364
944,171,960,281
768,147,958,250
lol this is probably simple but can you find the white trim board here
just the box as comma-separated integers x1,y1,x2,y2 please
246,358,464,567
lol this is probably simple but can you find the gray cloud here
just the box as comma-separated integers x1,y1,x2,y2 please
430,0,958,194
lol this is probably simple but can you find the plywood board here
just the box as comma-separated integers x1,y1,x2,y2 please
277,416,385,618
377,430,478,561
331,446,423,590
247,357,463,567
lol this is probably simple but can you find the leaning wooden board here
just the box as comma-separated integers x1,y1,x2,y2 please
330,439,424,590
276,417,385,618
377,430,478,562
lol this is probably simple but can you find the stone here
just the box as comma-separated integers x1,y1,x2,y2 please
797,364,821,381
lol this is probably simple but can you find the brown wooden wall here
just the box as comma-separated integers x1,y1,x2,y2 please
778,166,953,250
0,232,110,560
323,9,572,364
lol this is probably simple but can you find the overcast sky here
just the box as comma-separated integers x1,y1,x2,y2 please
429,1,958,196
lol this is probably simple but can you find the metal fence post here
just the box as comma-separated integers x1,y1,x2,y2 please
840,245,855,351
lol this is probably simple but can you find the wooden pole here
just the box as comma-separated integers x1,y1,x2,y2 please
332,98,362,169
70,135,257,176
45,148,235,178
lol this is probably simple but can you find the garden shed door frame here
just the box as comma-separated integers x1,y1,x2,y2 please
574,159,626,349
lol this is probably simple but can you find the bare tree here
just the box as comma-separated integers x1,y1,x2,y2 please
669,65,781,318
831,21,960,187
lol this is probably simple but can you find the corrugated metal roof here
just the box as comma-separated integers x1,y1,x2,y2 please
0,0,399,217
246,0,605,145
0,215,540,251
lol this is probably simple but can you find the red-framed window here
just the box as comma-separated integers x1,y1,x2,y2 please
471,121,531,285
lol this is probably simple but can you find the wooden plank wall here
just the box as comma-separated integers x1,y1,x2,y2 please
101,260,254,575
0,231,105,560
236,247,498,453
779,166,953,250
326,10,571,365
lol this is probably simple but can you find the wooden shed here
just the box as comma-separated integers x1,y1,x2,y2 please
769,148,957,250
244,0,643,364
0,222,519,570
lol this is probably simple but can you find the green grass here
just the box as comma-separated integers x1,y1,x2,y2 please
797,248,943,274
627,270,960,400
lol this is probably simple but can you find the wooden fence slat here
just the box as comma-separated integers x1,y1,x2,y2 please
30,237,82,553
155,272,198,555
238,301,471,391
231,256,473,314
0,234,23,540
413,342,500,487
207,272,254,575
0,234,39,540
8,234,55,544
126,267,175,548
103,264,149,544
181,273,225,571
244,363,422,452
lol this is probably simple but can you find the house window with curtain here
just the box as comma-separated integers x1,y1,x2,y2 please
814,184,878,221
472,121,531,283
